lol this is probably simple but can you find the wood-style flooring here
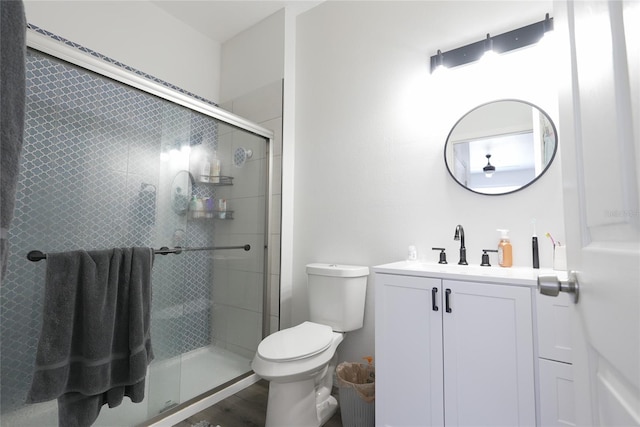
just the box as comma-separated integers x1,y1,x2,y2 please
173,379,343,427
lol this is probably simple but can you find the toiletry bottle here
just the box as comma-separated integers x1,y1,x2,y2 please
189,196,198,219
211,151,221,183
204,197,214,218
194,197,204,218
216,198,227,219
200,155,211,183
497,229,513,267
407,245,418,261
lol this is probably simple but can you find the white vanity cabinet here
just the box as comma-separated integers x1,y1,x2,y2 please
374,264,537,427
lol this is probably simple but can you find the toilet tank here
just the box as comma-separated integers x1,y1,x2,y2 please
306,263,369,332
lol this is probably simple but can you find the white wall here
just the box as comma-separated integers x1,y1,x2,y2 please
292,1,564,364
220,10,285,103
24,0,221,102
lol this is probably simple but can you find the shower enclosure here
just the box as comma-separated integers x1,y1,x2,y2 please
0,28,274,427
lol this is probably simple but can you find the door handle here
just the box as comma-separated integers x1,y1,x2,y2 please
537,271,579,303
445,288,452,313
432,287,439,311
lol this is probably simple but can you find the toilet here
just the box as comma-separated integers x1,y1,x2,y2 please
251,263,369,427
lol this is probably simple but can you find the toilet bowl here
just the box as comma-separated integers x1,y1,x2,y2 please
252,322,344,426
251,263,369,427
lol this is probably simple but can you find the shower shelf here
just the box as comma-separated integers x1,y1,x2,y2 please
197,175,234,186
189,210,234,220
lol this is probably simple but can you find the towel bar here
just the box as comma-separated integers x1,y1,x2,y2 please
26,244,251,262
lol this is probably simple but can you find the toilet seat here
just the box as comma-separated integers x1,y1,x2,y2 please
257,321,333,362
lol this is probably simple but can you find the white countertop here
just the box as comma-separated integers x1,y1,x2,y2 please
373,260,567,287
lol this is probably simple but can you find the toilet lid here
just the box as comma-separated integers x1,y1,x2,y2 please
257,321,334,362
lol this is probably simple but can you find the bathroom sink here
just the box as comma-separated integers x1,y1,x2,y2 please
373,260,565,287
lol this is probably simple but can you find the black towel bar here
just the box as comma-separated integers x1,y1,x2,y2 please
26,244,251,262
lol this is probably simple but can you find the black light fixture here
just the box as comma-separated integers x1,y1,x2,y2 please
483,154,496,178
542,12,553,32
434,49,445,70
484,33,493,53
481,33,497,62
430,13,553,73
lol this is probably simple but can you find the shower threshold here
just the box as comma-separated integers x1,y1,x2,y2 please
137,344,255,427
144,371,260,427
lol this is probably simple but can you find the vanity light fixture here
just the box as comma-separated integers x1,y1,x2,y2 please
484,33,493,53
542,12,553,32
480,33,498,62
483,154,496,178
433,49,446,72
429,13,554,73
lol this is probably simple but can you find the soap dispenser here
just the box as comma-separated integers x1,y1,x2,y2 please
497,229,513,267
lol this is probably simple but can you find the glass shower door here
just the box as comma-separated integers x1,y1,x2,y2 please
140,107,271,420
1,46,272,427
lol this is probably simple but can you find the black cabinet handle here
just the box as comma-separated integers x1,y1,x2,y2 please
432,287,439,311
445,288,452,313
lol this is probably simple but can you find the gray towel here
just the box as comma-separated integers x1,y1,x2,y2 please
0,0,27,281
27,247,155,427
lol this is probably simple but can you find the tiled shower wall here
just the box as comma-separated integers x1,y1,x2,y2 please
0,49,220,414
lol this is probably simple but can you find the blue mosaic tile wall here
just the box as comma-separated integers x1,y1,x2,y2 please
0,49,219,413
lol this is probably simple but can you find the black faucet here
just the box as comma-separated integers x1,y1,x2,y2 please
454,224,468,265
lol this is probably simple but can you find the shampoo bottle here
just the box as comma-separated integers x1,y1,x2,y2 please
497,229,513,267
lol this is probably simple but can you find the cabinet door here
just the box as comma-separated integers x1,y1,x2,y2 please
537,292,573,364
442,280,536,426
375,273,444,427
539,358,576,426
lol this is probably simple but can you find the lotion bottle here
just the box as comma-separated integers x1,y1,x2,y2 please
497,229,513,267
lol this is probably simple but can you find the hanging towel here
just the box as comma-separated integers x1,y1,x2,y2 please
0,0,27,281
27,247,155,427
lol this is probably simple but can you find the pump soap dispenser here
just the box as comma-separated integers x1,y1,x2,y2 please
497,229,513,267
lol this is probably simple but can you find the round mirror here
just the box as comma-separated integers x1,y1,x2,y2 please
444,99,557,195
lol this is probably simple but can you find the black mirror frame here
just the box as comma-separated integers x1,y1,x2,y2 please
443,99,558,196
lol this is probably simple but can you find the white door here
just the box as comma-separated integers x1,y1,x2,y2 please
555,0,640,425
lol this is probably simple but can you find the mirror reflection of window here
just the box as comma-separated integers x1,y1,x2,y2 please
444,100,557,195
453,132,536,194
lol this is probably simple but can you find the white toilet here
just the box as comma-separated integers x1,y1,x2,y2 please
251,263,369,427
